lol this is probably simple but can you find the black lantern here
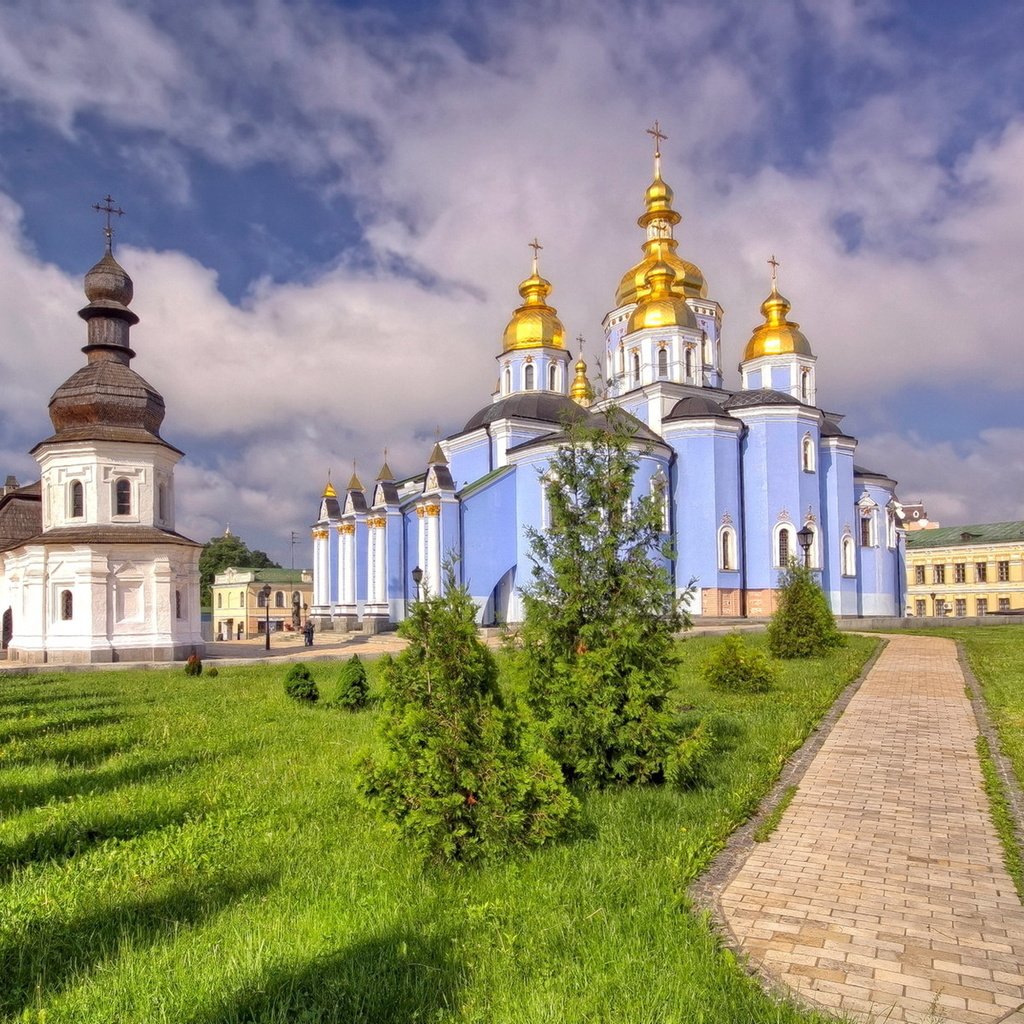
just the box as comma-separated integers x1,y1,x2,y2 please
796,525,813,568
261,583,272,650
411,566,424,601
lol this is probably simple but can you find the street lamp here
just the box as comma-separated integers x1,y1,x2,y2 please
411,566,424,602
930,591,937,617
796,525,813,568
261,583,272,650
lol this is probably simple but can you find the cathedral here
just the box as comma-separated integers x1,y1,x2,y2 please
310,135,906,628
0,210,204,663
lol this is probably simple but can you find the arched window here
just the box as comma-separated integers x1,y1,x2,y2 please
503,367,511,394
239,591,244,607
657,347,668,378
115,478,131,516
684,346,694,380
524,364,534,390
803,523,819,568
801,434,815,473
801,369,811,402
548,363,557,391
650,471,669,532
617,346,624,375
60,589,73,621
69,480,84,518
275,591,284,608
842,536,856,577
292,590,301,604
719,526,737,571
632,352,641,384
886,511,897,549
702,332,712,364
775,524,794,567
257,589,268,608
175,590,183,619
217,593,222,609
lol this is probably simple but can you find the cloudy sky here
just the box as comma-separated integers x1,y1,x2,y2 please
1,0,1021,565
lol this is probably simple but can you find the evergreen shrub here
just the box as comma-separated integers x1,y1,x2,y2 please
358,566,579,865
334,655,369,710
206,666,219,678
184,653,202,677
767,562,845,659
703,634,778,693
665,719,717,789
284,663,319,703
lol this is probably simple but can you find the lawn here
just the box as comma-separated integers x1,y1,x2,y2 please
0,636,876,1024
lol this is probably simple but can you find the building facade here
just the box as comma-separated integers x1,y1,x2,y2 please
310,141,905,628
212,568,313,640
0,233,204,663
905,522,1024,617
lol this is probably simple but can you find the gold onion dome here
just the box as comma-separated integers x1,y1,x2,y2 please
502,246,565,353
743,278,813,361
627,260,698,333
569,356,593,408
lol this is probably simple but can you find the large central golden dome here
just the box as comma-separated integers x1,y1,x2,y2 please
626,261,698,333
502,250,565,352
615,148,708,306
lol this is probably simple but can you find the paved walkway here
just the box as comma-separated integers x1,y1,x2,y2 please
719,635,1024,1024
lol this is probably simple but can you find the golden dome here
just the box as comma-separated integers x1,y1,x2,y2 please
743,280,813,361
502,249,565,353
626,261,698,333
569,356,593,408
322,478,337,498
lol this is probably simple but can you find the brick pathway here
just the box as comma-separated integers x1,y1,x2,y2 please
719,635,1024,1024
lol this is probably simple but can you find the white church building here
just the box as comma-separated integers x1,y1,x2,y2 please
0,218,204,664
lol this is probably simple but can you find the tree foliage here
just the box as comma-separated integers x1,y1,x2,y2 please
333,654,369,710
284,663,319,703
358,566,579,865
512,408,695,788
199,533,280,605
702,634,777,693
766,561,845,658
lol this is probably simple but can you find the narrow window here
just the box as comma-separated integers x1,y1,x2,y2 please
777,527,790,567
217,593,222,609
657,347,668,378
60,589,73,620
115,478,132,516
70,480,84,518
933,565,945,585
801,435,815,473
548,363,557,391
976,562,988,582
860,514,873,548
998,560,1010,582
175,590,183,619
915,599,926,616
258,589,267,608
650,472,669,532
275,591,284,608
801,369,810,402
954,598,966,617
719,527,737,571
684,346,694,380
914,565,925,584
976,598,987,615
524,364,534,391
632,352,641,384
954,563,966,583
842,537,856,576
158,483,167,522
503,367,511,394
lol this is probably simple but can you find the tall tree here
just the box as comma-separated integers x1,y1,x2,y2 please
198,533,280,606
512,408,694,788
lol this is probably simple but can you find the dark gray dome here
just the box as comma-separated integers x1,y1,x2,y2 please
665,394,727,420
464,393,588,432
723,388,803,411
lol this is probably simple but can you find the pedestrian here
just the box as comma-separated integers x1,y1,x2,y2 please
304,620,314,647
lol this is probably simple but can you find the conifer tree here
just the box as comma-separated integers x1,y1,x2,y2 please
358,566,578,865
766,561,844,658
513,408,694,788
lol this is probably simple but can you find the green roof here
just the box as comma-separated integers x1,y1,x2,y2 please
906,520,1024,551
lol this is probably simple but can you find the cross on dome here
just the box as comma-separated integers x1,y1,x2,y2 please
768,253,781,288
528,237,543,274
646,120,667,157
92,194,125,253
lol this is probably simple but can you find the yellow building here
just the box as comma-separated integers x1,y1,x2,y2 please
212,567,313,641
905,521,1024,617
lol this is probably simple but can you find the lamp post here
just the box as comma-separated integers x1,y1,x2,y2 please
930,591,937,617
796,525,813,568
261,583,272,650
411,566,424,602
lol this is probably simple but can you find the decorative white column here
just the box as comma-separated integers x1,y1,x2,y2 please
424,503,441,597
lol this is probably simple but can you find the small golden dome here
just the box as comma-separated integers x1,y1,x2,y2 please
644,173,674,216
322,478,337,498
743,281,813,361
502,251,565,353
626,261,698,333
569,356,593,408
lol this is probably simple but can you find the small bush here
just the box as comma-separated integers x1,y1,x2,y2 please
184,653,202,677
206,666,219,678
334,655,369,710
284,663,319,703
767,562,844,659
703,634,777,693
665,720,717,789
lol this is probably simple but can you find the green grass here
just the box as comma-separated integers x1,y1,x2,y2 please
975,736,1024,899
753,785,798,844
0,638,876,1024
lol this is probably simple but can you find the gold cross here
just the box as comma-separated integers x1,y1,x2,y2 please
528,237,543,274
92,194,125,251
646,120,668,157
576,333,586,357
768,253,780,286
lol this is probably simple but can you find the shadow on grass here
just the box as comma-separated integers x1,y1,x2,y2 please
0,712,125,745
0,869,278,1017
0,697,118,722
1,734,139,770
0,803,192,881
187,930,465,1024
0,753,210,815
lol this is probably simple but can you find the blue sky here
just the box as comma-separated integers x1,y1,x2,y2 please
1,0,1022,564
